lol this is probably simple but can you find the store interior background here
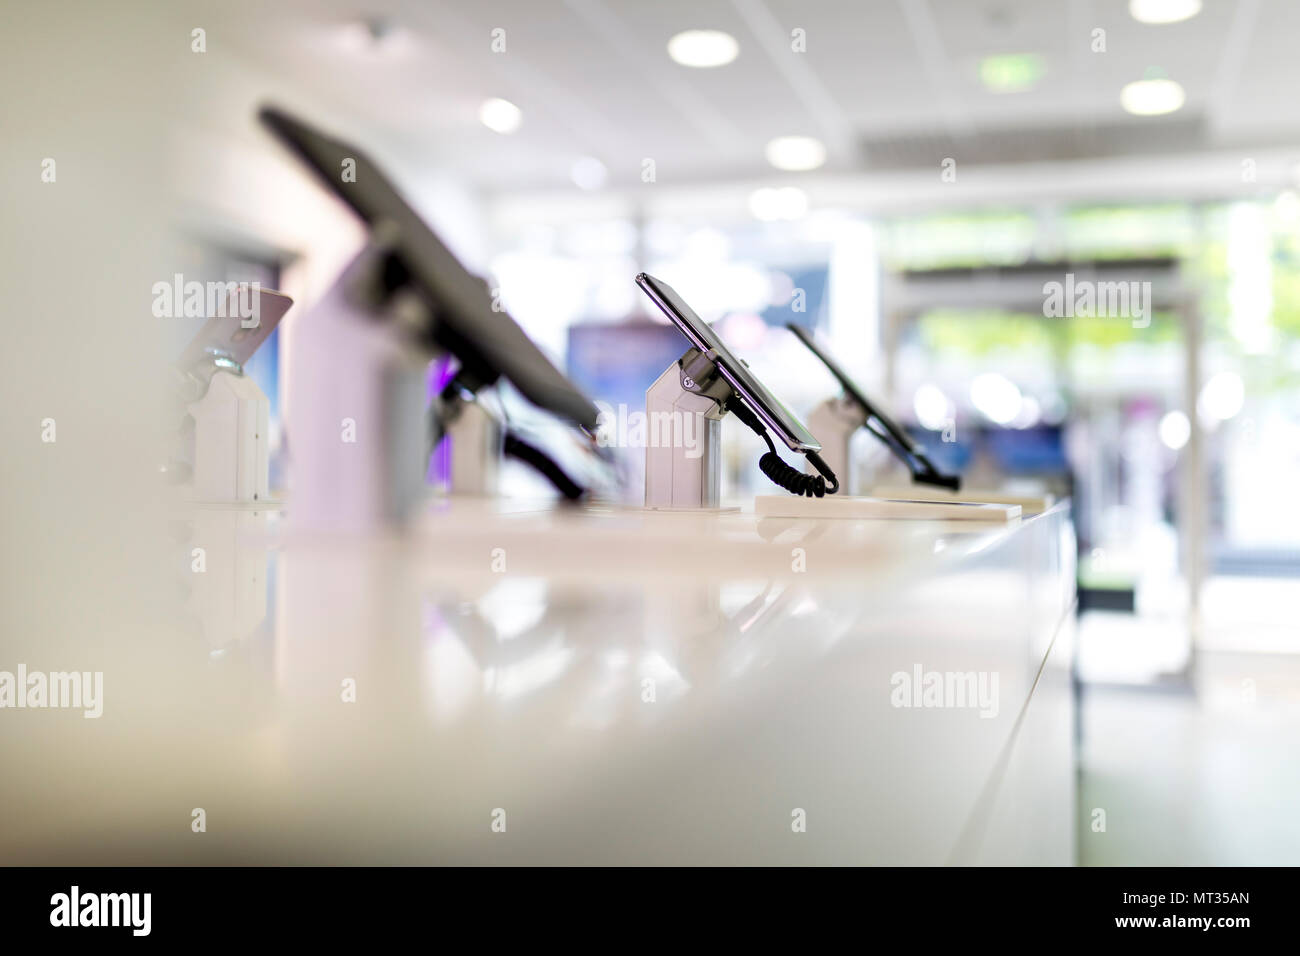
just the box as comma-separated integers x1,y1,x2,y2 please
23,0,1297,863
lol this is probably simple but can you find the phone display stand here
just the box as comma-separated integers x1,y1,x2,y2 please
167,292,292,505
183,507,272,649
644,347,736,510
187,361,271,504
286,234,438,534
805,395,867,495
432,392,502,496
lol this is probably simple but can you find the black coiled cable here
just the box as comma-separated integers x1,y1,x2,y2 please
725,397,840,498
759,450,832,497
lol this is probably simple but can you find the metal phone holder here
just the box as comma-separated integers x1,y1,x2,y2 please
644,347,736,509
805,395,868,495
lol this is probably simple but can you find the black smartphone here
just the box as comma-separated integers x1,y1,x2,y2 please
636,273,820,453
259,105,598,430
786,323,959,489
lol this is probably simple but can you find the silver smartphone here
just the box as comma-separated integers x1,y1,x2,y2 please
636,273,820,453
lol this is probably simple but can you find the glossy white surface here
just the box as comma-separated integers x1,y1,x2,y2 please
755,494,1020,522
0,500,1075,864
871,485,1056,516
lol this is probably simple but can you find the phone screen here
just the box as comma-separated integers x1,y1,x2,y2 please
260,106,598,430
636,273,820,453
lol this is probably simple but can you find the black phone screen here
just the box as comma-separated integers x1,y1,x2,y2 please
260,106,598,429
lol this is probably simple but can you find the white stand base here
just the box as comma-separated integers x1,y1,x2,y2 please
443,399,501,496
189,370,270,503
805,396,865,493
754,494,1021,522
286,246,431,533
643,358,726,510
184,507,271,649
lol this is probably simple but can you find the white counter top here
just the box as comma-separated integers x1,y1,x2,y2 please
1,498,1076,864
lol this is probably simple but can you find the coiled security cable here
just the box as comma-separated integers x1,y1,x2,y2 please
725,397,840,498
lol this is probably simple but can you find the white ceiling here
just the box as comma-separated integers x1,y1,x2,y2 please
210,0,1300,193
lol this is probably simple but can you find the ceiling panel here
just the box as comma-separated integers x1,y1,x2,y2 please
204,0,1300,192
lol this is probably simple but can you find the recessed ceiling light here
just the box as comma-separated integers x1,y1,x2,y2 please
570,157,608,191
979,53,1044,93
478,98,522,134
748,187,808,222
1120,78,1185,115
667,30,739,68
1129,0,1202,25
764,136,826,172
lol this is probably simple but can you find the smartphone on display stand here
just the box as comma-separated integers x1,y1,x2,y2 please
787,323,959,490
635,272,821,454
